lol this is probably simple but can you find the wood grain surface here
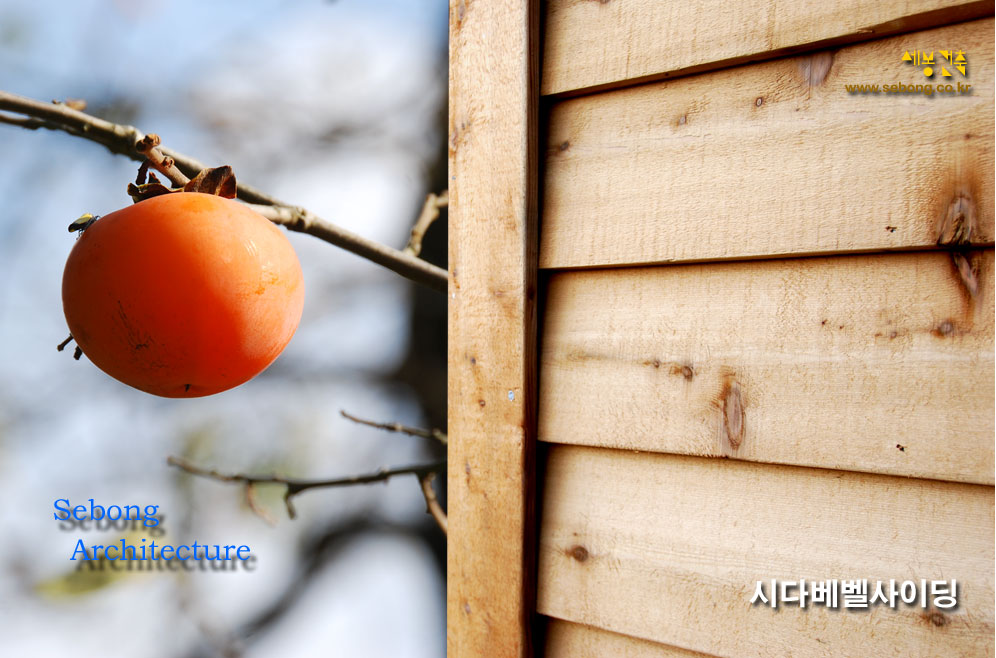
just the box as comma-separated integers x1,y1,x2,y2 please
539,251,995,484
537,444,995,656
541,19,994,269
545,619,714,657
542,0,993,95
448,0,540,655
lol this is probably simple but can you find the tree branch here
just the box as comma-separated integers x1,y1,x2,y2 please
340,409,447,445
0,112,47,130
418,472,447,535
135,133,189,188
166,456,446,524
246,203,446,291
0,90,447,292
405,190,448,258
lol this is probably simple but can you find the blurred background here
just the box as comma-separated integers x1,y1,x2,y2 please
0,0,449,655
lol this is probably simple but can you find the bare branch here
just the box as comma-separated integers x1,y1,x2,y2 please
135,133,189,188
166,456,446,521
340,409,447,445
419,472,447,535
247,203,447,292
404,190,448,258
0,111,47,130
0,92,144,156
0,90,447,292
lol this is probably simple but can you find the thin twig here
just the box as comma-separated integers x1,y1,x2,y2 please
135,133,189,187
340,409,447,445
246,203,447,291
404,190,448,257
0,112,46,130
418,472,447,535
0,90,447,292
166,456,445,521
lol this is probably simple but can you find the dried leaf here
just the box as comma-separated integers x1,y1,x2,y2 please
127,181,176,203
183,166,237,198
35,559,119,598
35,529,155,598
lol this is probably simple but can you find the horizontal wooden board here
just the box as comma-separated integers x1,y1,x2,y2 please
537,445,996,657
540,19,995,270
545,619,714,657
542,0,993,96
538,251,995,484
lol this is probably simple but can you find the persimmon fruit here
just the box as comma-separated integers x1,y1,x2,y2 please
62,192,304,397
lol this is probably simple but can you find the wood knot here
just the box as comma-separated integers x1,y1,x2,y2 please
924,610,948,627
558,140,570,152
755,97,764,107
669,363,694,380
951,252,979,299
798,51,834,87
567,545,589,562
722,380,745,450
935,189,980,300
449,120,469,155
937,191,975,246
932,320,955,337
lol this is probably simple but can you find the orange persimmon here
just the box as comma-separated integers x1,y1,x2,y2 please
62,192,304,397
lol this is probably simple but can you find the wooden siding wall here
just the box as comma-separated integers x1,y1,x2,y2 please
534,4,995,657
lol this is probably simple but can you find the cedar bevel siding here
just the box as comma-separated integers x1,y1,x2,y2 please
448,2,995,656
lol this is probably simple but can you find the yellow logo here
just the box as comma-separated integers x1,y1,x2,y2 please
844,48,973,95
901,49,967,78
